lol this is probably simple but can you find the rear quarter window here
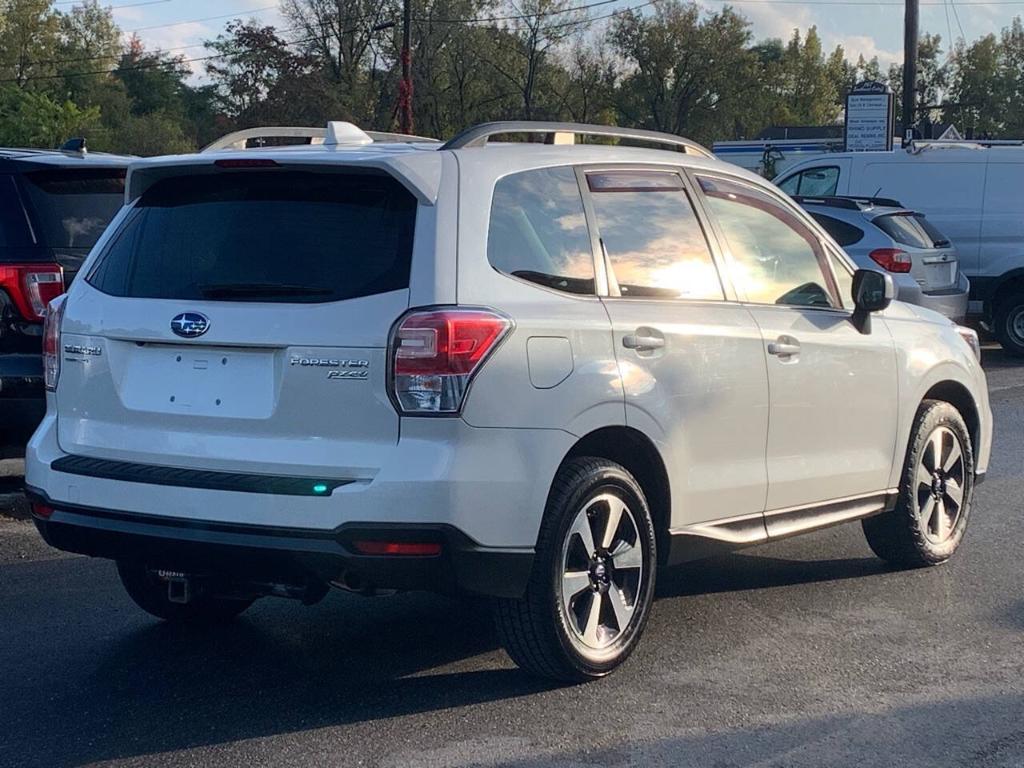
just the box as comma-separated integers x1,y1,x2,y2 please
809,212,865,247
0,176,33,250
486,166,595,295
88,170,416,303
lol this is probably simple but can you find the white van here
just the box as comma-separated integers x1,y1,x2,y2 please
775,144,1024,354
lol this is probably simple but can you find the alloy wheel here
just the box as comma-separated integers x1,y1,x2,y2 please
559,493,644,652
915,426,967,544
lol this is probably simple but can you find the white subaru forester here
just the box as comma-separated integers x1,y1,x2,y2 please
26,121,993,682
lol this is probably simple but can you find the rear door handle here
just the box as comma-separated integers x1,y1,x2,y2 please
623,333,665,351
767,337,801,357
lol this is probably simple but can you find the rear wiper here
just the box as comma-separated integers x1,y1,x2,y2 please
198,283,332,299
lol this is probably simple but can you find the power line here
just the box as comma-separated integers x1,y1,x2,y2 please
125,5,279,33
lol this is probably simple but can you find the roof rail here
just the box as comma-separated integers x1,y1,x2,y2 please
201,122,439,152
793,195,905,210
441,121,713,157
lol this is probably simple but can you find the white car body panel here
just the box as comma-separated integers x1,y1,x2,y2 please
26,136,993,577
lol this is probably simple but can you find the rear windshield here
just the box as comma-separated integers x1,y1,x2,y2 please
873,213,948,249
87,170,416,303
21,168,125,250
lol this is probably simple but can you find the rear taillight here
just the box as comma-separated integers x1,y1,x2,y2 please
43,294,66,392
0,265,64,322
390,307,511,414
869,248,912,274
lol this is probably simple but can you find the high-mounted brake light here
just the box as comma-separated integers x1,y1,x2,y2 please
390,308,511,414
43,294,66,392
869,248,912,274
213,158,280,168
0,265,64,322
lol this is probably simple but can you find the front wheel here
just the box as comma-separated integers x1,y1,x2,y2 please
862,400,974,568
493,457,658,682
993,291,1024,356
116,561,254,623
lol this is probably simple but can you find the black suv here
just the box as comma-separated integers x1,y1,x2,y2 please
0,147,130,454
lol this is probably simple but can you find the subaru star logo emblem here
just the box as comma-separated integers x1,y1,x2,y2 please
170,312,210,338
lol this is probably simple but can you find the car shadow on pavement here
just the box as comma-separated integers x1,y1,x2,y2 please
657,551,891,599
2,588,553,768
0,551,908,768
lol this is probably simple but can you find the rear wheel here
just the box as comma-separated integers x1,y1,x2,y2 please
116,561,254,623
862,400,974,568
493,457,657,682
993,289,1024,356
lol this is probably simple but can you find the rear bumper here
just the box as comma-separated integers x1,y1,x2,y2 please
26,486,534,598
897,274,970,322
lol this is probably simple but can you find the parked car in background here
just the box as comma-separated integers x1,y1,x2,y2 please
794,195,969,322
775,143,1024,353
0,143,131,453
27,121,992,682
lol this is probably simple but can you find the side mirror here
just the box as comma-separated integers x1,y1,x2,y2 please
851,269,895,333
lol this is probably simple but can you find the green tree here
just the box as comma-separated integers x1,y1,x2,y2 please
608,1,760,143
0,0,60,87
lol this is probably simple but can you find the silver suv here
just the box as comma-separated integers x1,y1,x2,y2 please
793,195,969,322
26,122,993,681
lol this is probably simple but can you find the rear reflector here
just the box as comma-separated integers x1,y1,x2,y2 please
352,541,443,557
31,502,54,519
214,158,280,168
391,307,511,414
869,248,912,273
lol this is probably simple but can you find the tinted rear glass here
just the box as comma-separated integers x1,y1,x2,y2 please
873,213,940,249
915,214,950,247
809,213,864,247
88,171,416,303
21,168,125,250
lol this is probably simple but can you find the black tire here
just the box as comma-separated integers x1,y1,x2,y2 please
116,561,254,623
993,290,1024,356
862,400,974,568
492,457,658,682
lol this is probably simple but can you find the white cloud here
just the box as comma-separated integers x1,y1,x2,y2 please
826,33,901,66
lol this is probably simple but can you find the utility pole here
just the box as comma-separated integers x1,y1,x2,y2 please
902,0,919,139
398,0,414,134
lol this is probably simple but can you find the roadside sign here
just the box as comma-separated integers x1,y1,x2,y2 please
845,81,894,152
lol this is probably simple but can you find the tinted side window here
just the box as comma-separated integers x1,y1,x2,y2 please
0,176,33,249
487,167,595,295
698,176,836,308
809,212,865,247
587,171,723,300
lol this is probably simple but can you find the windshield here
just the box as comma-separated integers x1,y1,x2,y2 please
21,168,125,250
87,170,416,303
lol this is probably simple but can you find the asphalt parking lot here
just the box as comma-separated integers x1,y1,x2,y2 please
1,351,1021,768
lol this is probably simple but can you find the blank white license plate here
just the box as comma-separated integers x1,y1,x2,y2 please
120,345,275,418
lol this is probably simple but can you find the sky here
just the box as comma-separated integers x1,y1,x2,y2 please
104,0,1024,77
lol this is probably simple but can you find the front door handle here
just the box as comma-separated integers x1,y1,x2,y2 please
623,332,665,352
767,336,801,357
